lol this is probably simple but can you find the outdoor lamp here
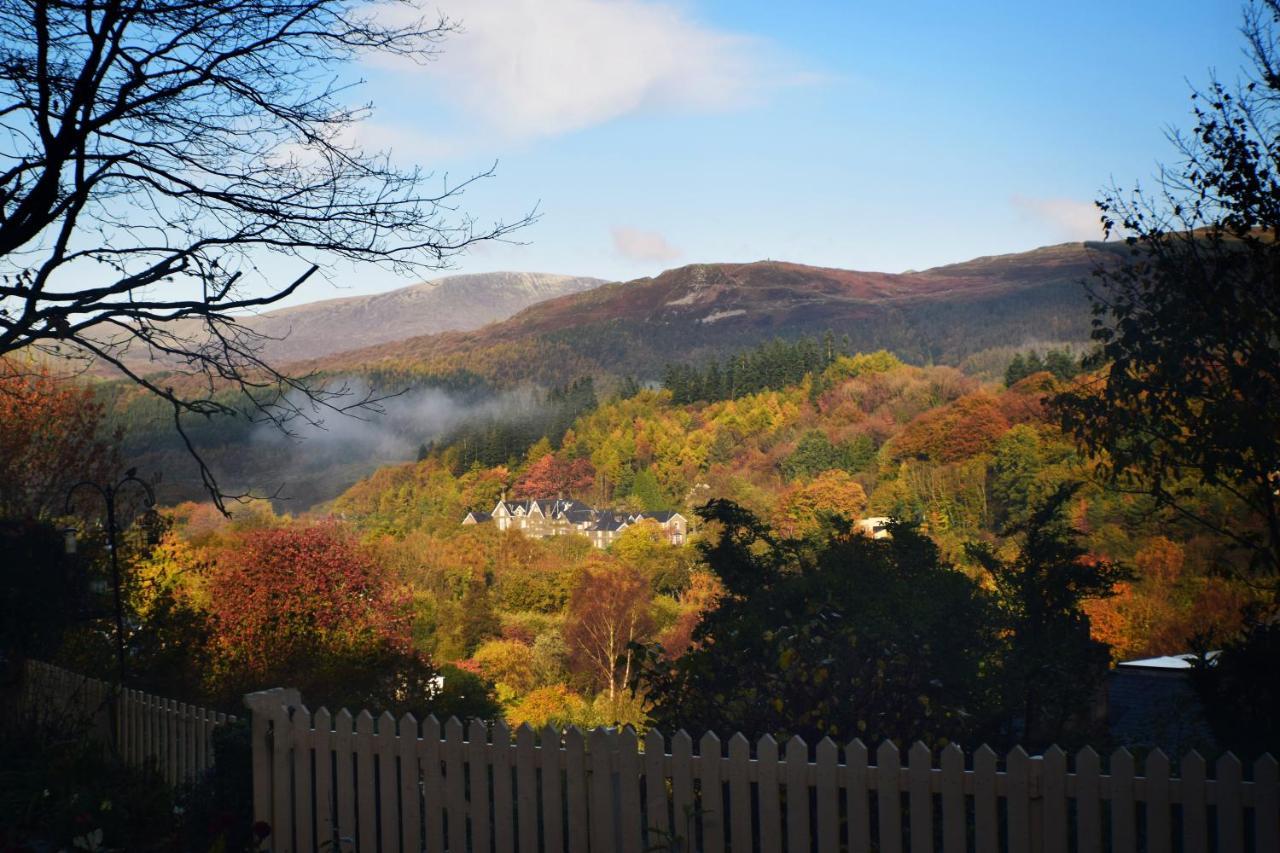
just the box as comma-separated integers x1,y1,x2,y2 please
63,527,77,555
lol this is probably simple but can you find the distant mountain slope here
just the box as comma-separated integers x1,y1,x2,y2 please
130,271,605,368
308,242,1120,383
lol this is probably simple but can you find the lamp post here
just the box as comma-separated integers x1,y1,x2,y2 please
64,468,159,686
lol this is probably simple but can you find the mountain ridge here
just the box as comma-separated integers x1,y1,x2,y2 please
301,241,1120,383
123,271,605,369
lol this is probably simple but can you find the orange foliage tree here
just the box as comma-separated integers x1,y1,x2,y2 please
889,391,1010,463
563,558,655,700
773,469,868,538
657,569,724,659
0,359,118,518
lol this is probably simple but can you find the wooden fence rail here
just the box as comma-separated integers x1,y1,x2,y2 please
248,693,1279,853
22,659,237,787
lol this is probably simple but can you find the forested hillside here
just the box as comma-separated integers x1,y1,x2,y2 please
306,242,1111,385
100,240,1109,508
103,346,1263,737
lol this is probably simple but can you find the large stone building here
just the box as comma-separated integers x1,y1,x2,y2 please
462,497,688,548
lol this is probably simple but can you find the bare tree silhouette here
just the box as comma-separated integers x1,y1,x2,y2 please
0,0,533,511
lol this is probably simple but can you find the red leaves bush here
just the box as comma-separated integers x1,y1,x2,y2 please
207,522,412,696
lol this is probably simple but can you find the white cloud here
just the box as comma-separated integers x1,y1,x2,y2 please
1010,195,1107,242
374,0,799,139
611,226,681,262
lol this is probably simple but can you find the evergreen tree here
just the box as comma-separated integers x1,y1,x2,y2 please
637,501,1003,746
966,484,1127,748
1005,353,1029,386
628,469,668,511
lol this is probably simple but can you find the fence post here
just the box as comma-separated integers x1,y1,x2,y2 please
1028,755,1045,853
243,686,302,841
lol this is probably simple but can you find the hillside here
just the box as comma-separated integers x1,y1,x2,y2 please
109,242,1116,507
320,351,1262,677
306,242,1120,383
122,271,604,369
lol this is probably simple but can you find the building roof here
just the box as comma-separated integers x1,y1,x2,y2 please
640,510,683,523
1117,652,1219,671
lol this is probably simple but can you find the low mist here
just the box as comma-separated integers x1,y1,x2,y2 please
226,379,543,509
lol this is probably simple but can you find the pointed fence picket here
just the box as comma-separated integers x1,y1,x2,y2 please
20,659,235,787
247,692,1280,853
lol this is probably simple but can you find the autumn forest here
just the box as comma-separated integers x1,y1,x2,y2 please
4,0,1280,848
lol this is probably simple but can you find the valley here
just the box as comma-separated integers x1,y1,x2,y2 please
110,241,1112,507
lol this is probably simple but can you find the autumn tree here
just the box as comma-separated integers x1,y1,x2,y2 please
507,685,594,730
610,519,698,593
441,578,501,659
655,569,723,659
772,469,868,538
0,0,530,509
0,358,118,519
205,521,437,711
564,558,655,701
471,638,537,697
889,392,1010,463
513,454,595,499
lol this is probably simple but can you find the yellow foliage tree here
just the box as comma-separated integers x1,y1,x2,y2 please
773,470,869,538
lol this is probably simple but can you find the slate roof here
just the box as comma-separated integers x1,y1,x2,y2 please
639,510,683,523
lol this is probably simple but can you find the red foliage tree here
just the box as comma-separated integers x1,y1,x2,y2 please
998,372,1054,425
513,454,595,499
205,521,424,705
0,358,119,518
889,392,1010,463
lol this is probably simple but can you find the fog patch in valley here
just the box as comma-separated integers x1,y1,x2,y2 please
242,379,541,509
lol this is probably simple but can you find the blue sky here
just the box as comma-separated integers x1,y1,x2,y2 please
291,0,1245,302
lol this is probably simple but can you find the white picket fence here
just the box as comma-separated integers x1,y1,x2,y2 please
22,659,237,787
247,690,1279,853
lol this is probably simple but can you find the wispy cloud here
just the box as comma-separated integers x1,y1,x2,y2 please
375,0,805,139
1010,195,1107,242
611,226,681,263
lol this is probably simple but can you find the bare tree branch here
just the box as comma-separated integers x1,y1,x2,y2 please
0,0,535,511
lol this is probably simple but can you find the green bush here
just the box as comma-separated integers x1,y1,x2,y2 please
0,712,177,851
